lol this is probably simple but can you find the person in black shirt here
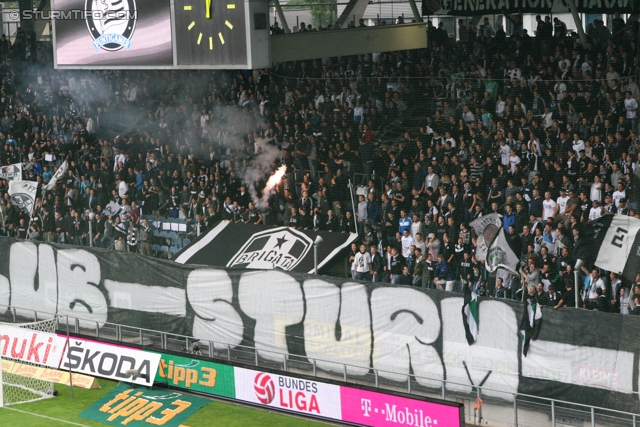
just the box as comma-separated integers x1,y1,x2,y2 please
554,278,576,309
397,266,413,286
324,209,338,232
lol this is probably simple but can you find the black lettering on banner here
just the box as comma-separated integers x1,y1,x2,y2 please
611,227,628,248
81,349,99,371
116,355,136,378
98,353,117,376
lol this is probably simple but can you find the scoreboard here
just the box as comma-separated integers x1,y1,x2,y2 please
52,0,270,69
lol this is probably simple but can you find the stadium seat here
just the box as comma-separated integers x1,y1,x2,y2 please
168,231,178,239
152,244,160,255
182,238,191,247
159,245,169,258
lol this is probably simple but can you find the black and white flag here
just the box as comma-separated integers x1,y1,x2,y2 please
580,215,640,286
0,163,22,181
519,295,542,357
175,222,359,274
103,202,122,217
8,180,38,217
43,160,68,191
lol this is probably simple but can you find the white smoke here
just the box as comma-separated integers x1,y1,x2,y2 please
245,138,285,209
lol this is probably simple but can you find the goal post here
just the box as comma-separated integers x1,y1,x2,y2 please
0,318,65,407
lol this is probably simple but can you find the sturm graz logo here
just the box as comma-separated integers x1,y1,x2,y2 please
10,193,32,211
86,0,136,52
227,227,313,271
487,246,507,270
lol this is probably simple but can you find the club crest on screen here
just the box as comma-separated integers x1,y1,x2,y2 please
85,0,137,51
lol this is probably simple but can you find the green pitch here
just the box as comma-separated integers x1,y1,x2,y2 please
0,379,329,427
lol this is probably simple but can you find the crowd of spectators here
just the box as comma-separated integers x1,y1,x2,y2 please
1,15,640,313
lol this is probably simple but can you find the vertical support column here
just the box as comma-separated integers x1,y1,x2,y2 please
407,0,423,22
271,0,290,33
567,0,587,47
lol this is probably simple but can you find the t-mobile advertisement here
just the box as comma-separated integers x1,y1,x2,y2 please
53,0,173,67
340,386,464,426
234,367,464,426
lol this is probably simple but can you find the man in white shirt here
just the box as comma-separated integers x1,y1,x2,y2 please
499,139,511,167
554,188,569,219
424,166,440,191
572,133,585,154
353,244,372,281
624,91,637,131
542,191,557,221
588,200,603,221
508,150,521,174
401,229,415,258
585,269,606,310
613,183,626,208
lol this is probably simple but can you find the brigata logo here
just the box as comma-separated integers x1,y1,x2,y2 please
254,373,275,404
86,0,137,51
227,227,313,271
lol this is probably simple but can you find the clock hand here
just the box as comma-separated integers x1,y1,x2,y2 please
205,0,211,18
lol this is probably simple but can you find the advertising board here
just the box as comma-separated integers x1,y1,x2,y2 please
153,352,236,398
0,325,67,369
234,367,343,420
80,382,209,427
59,336,160,387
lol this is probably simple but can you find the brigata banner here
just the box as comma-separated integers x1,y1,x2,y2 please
0,325,67,368
152,352,236,398
79,382,209,427
175,222,358,274
60,336,160,387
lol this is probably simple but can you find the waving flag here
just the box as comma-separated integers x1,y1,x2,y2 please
462,287,479,345
8,180,38,217
520,296,542,357
43,159,68,191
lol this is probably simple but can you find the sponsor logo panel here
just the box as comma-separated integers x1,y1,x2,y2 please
151,352,236,398
340,386,463,427
80,382,208,427
0,326,67,368
59,336,160,387
234,367,342,419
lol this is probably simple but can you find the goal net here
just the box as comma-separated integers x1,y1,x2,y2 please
0,318,60,407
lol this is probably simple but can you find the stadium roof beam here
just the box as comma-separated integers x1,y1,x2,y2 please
337,0,370,27
407,0,424,22
271,0,291,33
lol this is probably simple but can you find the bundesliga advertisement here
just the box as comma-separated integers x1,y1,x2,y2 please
52,0,173,66
233,367,464,426
234,367,343,420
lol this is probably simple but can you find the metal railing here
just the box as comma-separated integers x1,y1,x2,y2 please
1,304,638,427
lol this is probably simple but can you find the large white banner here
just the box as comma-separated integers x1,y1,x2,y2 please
59,336,161,387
